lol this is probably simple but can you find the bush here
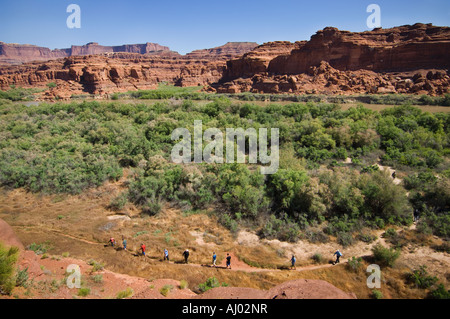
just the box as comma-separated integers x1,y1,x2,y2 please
384,228,397,238
371,243,400,267
179,280,188,289
116,287,134,299
429,284,450,299
160,284,174,297
15,267,29,288
87,259,104,272
78,287,91,297
198,277,222,293
109,192,128,211
347,256,363,272
0,243,20,295
356,232,377,243
92,274,103,284
311,253,323,264
337,232,355,247
407,265,438,289
371,289,383,299
27,242,51,255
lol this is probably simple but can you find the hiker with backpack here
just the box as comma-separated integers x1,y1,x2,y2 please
290,255,296,270
212,251,217,267
164,248,169,261
122,236,127,250
140,243,146,258
226,253,231,269
183,249,190,264
108,237,116,247
333,249,342,265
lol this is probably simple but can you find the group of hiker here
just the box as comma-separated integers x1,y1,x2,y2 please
108,237,234,268
109,236,343,270
289,249,342,269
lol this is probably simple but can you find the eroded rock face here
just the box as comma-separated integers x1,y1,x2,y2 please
0,53,232,98
269,24,450,74
185,42,259,60
213,24,450,96
0,41,175,65
0,42,259,98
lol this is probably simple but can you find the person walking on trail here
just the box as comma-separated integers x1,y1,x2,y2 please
226,253,231,269
140,243,146,257
413,209,420,223
290,255,296,270
212,252,217,267
333,249,342,265
183,249,190,264
122,237,127,251
109,237,116,247
164,249,169,261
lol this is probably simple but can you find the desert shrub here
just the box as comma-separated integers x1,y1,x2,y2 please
15,267,29,288
179,280,188,289
407,265,438,289
160,284,174,297
384,228,398,238
347,256,363,272
260,214,301,242
27,242,51,255
429,284,450,299
87,259,104,272
91,274,103,284
371,289,383,299
78,287,90,297
311,253,323,264
385,229,408,249
337,231,355,247
109,192,128,211
0,243,19,295
116,287,133,299
356,232,377,243
218,214,239,234
371,244,400,267
304,229,330,243
417,210,450,238
0,87,38,101
198,277,222,293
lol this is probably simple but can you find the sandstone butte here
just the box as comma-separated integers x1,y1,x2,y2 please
0,42,258,99
0,23,449,99
213,23,450,96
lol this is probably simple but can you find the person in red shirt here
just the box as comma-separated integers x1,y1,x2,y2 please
140,243,146,257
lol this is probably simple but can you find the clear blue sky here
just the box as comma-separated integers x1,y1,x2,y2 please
0,0,449,54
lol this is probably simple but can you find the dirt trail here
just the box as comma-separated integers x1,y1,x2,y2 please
12,225,368,274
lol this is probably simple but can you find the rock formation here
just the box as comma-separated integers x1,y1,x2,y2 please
0,41,175,65
185,42,258,60
1,24,449,98
213,23,450,96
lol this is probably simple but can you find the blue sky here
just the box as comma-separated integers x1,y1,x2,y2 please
0,0,449,54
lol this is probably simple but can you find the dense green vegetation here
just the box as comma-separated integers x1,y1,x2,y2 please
0,242,20,295
123,85,450,106
0,94,449,243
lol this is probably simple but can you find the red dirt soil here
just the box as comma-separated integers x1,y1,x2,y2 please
0,218,356,299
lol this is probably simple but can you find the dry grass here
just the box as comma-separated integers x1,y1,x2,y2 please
0,175,448,299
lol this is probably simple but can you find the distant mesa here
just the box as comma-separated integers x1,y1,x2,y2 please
0,41,176,65
0,41,259,65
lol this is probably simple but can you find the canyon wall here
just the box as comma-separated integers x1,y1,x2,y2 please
212,24,450,96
